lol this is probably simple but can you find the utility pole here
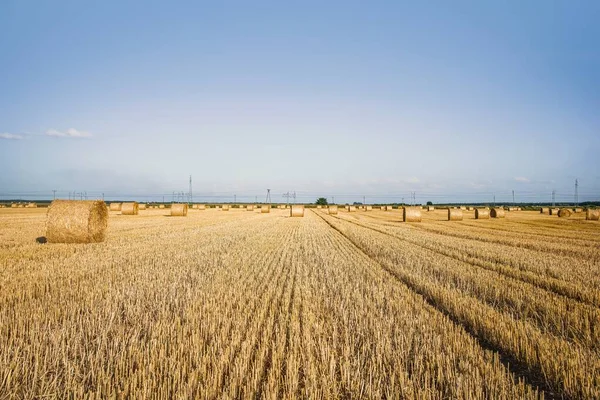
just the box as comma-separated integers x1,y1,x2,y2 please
332,196,335,204
493,194,496,207
512,190,515,205
189,175,193,203
363,195,366,205
552,190,556,207
575,179,579,206
265,189,271,204
255,195,257,204
234,194,236,204
102,193,104,201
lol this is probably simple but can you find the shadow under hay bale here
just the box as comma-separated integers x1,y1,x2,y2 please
290,205,304,217
403,207,422,222
121,202,139,215
170,204,188,216
46,200,108,243
448,208,463,221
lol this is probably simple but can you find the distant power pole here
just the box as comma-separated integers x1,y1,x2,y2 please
552,190,556,207
575,179,579,206
332,196,335,204
102,193,104,201
234,194,236,203
189,175,193,203
363,195,366,205
265,189,271,204
493,194,496,206
52,190,57,200
512,190,515,205
255,195,257,203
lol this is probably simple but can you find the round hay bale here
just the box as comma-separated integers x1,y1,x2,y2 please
448,208,463,221
138,204,146,210
585,209,599,221
490,208,505,218
348,205,357,212
11,203,17,208
316,205,322,209
549,208,559,215
467,207,474,211
540,207,549,214
475,208,490,219
28,203,38,208
109,203,122,211
221,205,230,211
261,205,271,213
246,205,254,211
171,204,188,216
558,208,572,218
460,206,466,211
290,204,304,217
46,200,108,243
365,205,372,211
328,205,338,215
427,206,435,211
197,204,206,210
159,204,165,209
121,202,139,215
574,208,582,213
403,207,422,222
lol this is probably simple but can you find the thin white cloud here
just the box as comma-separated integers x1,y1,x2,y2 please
0,133,24,140
45,128,92,138
514,176,530,183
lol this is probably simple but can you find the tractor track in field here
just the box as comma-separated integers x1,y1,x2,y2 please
328,212,600,309
310,210,560,399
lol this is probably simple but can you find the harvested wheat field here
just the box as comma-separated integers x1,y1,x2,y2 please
1,206,599,399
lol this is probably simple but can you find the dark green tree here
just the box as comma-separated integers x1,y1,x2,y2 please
316,197,328,205
427,201,433,205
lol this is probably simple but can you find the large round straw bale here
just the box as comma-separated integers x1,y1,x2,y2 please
261,205,271,213
460,206,466,211
475,208,490,219
222,205,229,211
11,203,17,208
316,205,322,209
448,208,463,221
540,207,549,214
549,208,559,215
109,202,122,211
585,209,599,221
138,204,146,210
328,205,338,215
467,207,474,211
490,208,505,218
198,204,206,210
574,208,582,213
246,205,254,211
159,204,165,209
171,203,188,216
348,205,357,212
558,208,572,218
403,207,422,222
427,206,435,211
290,204,304,217
121,202,139,215
28,202,37,208
46,200,108,243
366,205,372,211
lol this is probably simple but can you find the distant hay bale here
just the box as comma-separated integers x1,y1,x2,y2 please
121,202,139,215
427,206,435,211
448,208,463,221
540,208,549,214
198,204,206,210
46,200,108,243
366,206,372,211
138,204,146,210
382,206,391,211
490,208,505,218
246,205,254,211
585,209,599,221
574,208,582,213
460,206,466,211
467,207,474,211
558,208,572,218
109,203,122,211
403,207,422,222
27,202,37,208
290,205,304,217
316,205,322,209
475,208,490,219
285,205,289,209
222,205,230,211
170,203,188,216
159,204,165,209
261,205,271,213
348,206,357,212
328,205,338,215
549,208,560,215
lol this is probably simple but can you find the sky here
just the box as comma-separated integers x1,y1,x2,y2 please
1,0,599,204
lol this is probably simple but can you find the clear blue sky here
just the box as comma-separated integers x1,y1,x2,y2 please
1,1,599,204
